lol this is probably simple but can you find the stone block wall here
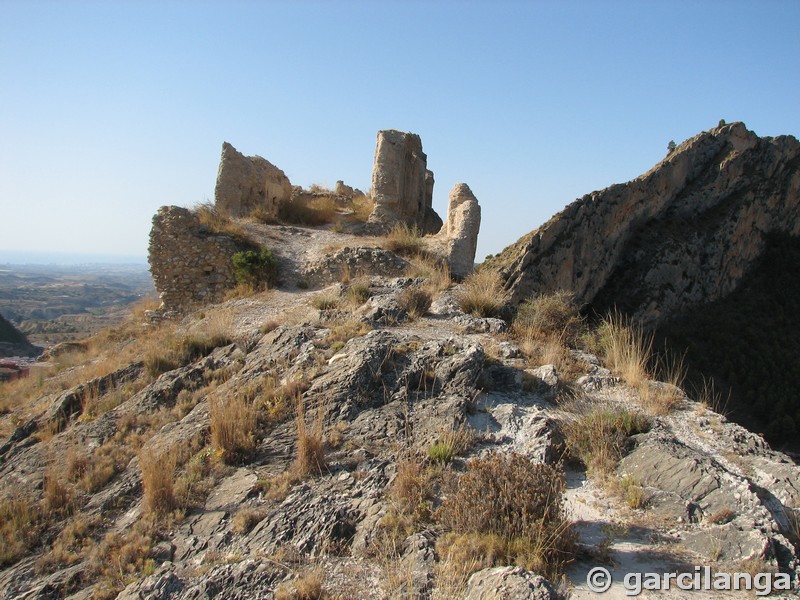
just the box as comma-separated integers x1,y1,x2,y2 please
148,206,243,311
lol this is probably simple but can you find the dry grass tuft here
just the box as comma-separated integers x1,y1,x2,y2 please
311,288,341,311
346,276,372,306
427,425,477,464
383,223,426,258
277,195,338,226
0,492,44,566
232,507,267,534
513,291,583,349
275,566,326,600
406,257,452,292
209,388,259,464
455,269,510,318
398,286,433,319
351,193,375,223
139,447,177,516
561,401,650,477
193,201,250,242
293,396,326,478
435,452,574,582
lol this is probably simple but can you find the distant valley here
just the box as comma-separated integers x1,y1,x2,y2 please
0,263,155,347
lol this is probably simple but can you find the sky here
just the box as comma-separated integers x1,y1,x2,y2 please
2,1,799,264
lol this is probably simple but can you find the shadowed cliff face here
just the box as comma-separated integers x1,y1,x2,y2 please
489,122,800,326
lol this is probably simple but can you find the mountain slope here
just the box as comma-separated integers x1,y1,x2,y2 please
488,121,800,326
0,313,37,357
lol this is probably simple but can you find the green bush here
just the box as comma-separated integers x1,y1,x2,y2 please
231,248,279,288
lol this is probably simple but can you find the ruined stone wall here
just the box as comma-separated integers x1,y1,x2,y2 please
368,130,442,234
214,142,292,218
148,206,243,311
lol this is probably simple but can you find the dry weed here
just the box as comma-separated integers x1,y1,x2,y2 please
293,396,326,477
139,446,177,516
209,387,258,464
455,269,509,318
434,452,574,581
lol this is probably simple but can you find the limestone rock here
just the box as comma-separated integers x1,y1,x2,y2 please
214,141,292,218
463,566,558,600
441,183,481,279
488,122,800,325
368,130,442,234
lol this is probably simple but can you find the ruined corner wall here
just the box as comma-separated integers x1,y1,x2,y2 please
148,206,243,311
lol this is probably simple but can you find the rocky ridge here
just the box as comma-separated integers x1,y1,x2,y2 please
3,227,800,599
488,122,800,326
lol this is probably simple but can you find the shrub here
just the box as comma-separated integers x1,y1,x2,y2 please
455,269,510,318
435,452,574,581
351,193,374,222
398,286,432,319
562,403,650,476
384,223,425,257
209,390,258,464
231,248,279,289
139,447,176,516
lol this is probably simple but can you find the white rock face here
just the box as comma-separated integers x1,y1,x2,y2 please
441,183,481,279
368,130,442,233
214,142,292,218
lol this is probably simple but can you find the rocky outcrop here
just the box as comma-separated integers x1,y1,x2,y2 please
148,206,245,311
0,313,38,358
214,142,292,218
464,566,559,600
489,122,800,325
439,183,481,279
368,130,443,234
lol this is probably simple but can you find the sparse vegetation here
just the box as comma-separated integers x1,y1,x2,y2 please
231,248,279,289
455,268,510,318
209,387,259,464
406,257,452,292
384,223,426,257
562,402,650,476
435,452,574,582
398,285,432,319
139,447,177,516
293,396,326,478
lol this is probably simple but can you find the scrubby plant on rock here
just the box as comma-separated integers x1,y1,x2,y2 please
231,248,279,289
435,452,574,582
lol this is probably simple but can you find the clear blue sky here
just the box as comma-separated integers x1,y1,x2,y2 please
2,1,799,263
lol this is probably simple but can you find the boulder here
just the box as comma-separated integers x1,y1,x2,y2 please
214,142,292,218
463,566,559,600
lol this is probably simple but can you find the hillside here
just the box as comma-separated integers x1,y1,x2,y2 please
0,313,37,358
1,220,799,598
1,127,799,599
488,121,800,447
